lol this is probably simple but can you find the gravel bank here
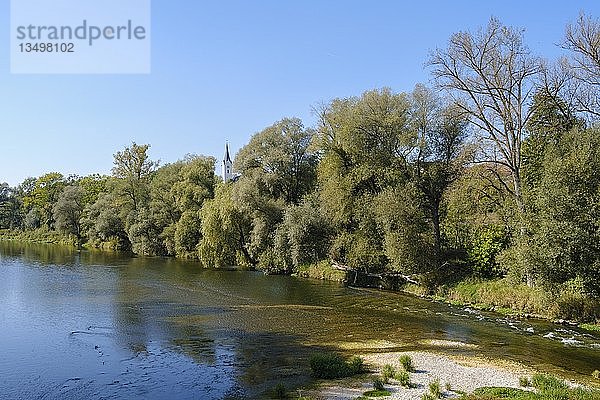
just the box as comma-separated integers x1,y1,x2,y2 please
312,351,530,400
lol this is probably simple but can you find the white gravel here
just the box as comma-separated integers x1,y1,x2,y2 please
311,351,530,400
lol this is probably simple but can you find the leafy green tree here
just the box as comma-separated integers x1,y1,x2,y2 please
235,118,316,205
83,193,129,249
112,142,158,212
198,184,254,268
127,207,165,256
527,127,600,294
315,88,415,272
273,194,333,272
52,185,85,243
0,183,21,229
410,85,469,262
22,172,66,229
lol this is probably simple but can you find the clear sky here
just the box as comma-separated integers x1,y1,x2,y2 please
1,0,599,186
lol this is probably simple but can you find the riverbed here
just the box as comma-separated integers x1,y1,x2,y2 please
0,241,599,399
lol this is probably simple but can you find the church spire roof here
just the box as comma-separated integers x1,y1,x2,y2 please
224,143,232,163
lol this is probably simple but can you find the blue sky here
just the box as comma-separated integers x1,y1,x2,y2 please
1,0,599,186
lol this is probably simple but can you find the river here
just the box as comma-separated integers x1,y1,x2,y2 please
0,241,599,399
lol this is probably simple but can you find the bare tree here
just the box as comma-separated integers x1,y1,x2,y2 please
563,12,600,118
428,17,542,214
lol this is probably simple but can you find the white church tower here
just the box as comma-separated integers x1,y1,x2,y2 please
221,143,233,182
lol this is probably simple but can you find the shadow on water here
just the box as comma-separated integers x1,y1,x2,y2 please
1,241,600,399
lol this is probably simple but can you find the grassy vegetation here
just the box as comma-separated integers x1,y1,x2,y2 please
361,389,391,397
428,379,442,398
398,354,415,372
0,228,76,246
394,370,411,387
407,278,600,324
460,374,600,399
309,353,365,379
381,364,395,382
294,261,348,282
581,323,600,332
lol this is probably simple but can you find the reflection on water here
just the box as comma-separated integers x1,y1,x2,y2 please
0,242,599,399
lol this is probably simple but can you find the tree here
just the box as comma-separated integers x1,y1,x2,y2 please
315,88,416,272
563,13,600,117
112,143,158,211
429,17,542,215
198,184,254,268
0,183,21,229
22,172,66,229
52,185,85,243
235,118,317,205
410,85,469,261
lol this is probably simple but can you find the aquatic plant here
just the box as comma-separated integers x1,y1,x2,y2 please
273,382,286,399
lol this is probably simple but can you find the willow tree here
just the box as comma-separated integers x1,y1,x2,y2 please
429,18,542,216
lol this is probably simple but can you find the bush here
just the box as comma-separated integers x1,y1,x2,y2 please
395,370,411,387
531,374,568,392
372,377,385,391
309,353,364,379
348,356,365,374
519,376,530,387
273,383,286,399
429,379,442,398
593,370,600,380
399,354,415,372
382,364,395,382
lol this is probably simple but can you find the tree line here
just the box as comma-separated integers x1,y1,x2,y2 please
2,15,600,302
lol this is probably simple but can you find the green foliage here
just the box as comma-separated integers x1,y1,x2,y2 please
429,378,442,398
52,186,85,242
464,374,600,399
372,377,385,391
362,389,391,397
593,370,600,380
381,364,395,382
308,353,364,379
394,370,411,387
519,376,530,387
273,382,286,399
468,225,508,278
399,355,415,372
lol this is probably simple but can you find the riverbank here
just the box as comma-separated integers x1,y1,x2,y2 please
295,261,600,332
304,350,530,399
0,229,76,246
302,350,600,400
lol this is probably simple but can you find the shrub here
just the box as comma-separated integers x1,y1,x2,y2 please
519,376,530,387
382,364,395,382
531,374,568,392
395,370,411,387
429,378,442,398
421,393,435,400
399,354,415,372
348,356,365,374
593,370,600,380
273,383,286,399
372,377,385,391
309,353,364,379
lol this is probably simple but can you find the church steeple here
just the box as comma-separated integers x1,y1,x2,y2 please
222,142,233,182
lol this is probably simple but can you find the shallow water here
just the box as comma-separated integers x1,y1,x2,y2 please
0,241,599,399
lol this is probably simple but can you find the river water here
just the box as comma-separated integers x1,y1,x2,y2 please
0,241,599,399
